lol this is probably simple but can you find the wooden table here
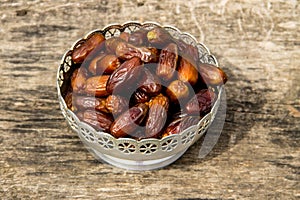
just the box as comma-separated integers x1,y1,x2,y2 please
1,0,299,199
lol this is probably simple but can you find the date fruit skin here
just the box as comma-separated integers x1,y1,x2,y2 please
139,68,162,96
147,27,174,48
110,103,148,138
156,43,178,81
88,52,106,75
166,80,190,103
176,39,199,64
73,95,109,113
177,57,198,86
106,57,142,94
130,89,150,105
128,29,148,46
65,90,75,111
119,32,130,42
85,75,110,97
105,95,129,115
198,63,228,86
71,68,88,93
116,41,158,63
105,37,123,54
185,88,216,115
145,94,169,138
95,54,121,75
162,115,200,137
80,109,113,132
72,33,105,63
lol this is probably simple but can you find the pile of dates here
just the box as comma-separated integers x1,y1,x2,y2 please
65,27,227,140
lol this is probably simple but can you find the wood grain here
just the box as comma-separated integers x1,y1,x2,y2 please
0,0,299,199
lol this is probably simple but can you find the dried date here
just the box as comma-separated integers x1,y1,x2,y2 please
72,33,105,63
95,54,121,75
110,103,148,138
185,88,216,115
130,89,150,105
81,109,113,132
85,75,110,97
156,43,178,81
176,39,199,64
106,57,142,94
88,52,106,75
166,80,190,103
145,94,169,138
138,68,161,96
162,115,200,137
116,42,158,63
73,96,109,113
147,27,174,48
105,95,129,115
198,63,228,86
119,32,130,42
128,29,148,46
177,57,198,86
71,68,88,93
64,90,75,111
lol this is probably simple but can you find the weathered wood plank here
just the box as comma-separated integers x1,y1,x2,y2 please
0,0,299,199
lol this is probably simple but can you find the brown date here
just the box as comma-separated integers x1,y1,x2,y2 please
105,37,123,54
185,88,216,115
106,57,142,94
138,68,161,96
88,52,106,75
166,80,189,103
156,43,178,81
162,115,200,137
71,68,88,93
95,54,121,75
80,109,113,132
145,94,169,138
119,32,130,42
73,95,109,113
147,27,174,48
72,33,105,63
176,39,199,64
115,41,158,63
105,95,129,115
110,103,148,138
85,75,110,97
64,90,75,111
198,63,228,86
130,89,150,105
128,29,148,46
177,57,198,86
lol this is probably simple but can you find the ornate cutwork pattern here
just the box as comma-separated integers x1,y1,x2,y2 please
80,127,97,143
65,110,78,131
139,142,158,155
197,114,212,136
181,126,197,145
97,135,114,149
161,137,179,152
57,21,222,161
117,141,136,154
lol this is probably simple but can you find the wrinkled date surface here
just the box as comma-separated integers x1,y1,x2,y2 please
64,27,227,139
156,43,178,81
105,95,129,115
79,109,113,132
185,88,216,116
110,103,148,138
106,57,142,94
145,94,169,138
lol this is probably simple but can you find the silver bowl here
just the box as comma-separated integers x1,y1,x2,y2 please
57,21,223,170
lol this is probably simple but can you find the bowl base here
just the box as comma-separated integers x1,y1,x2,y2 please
88,148,187,171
